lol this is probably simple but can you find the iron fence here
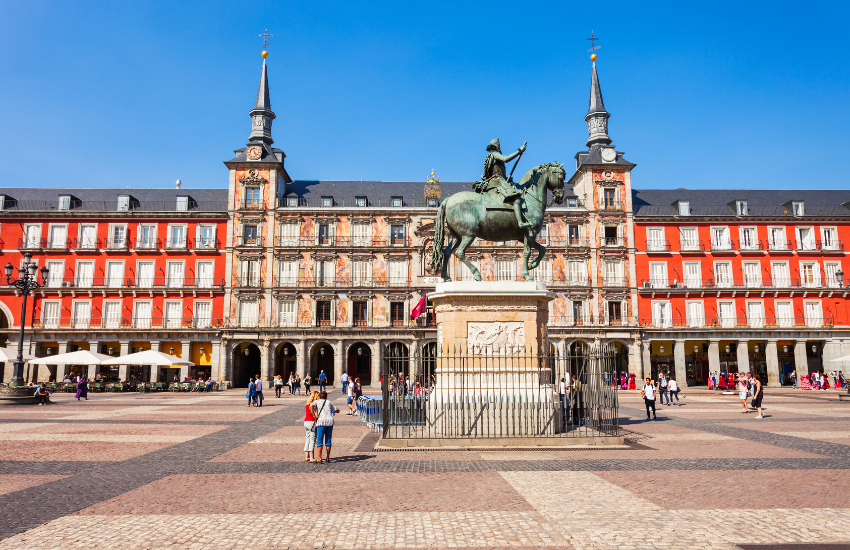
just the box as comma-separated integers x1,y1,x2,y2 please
380,346,619,440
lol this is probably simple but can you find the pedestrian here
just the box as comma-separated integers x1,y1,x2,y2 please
312,390,340,464
318,370,327,392
295,374,302,395
304,391,320,463
340,372,349,395
658,372,669,405
668,377,680,405
752,373,765,419
304,373,312,393
790,370,797,389
738,373,749,413
572,377,585,426
274,375,284,398
558,376,568,430
75,377,88,401
255,376,264,407
839,371,846,389
288,372,296,395
346,376,356,415
352,377,362,412
747,372,754,402
641,377,656,420
36,384,50,405
246,378,255,407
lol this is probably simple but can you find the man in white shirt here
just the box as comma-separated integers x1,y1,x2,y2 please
658,373,669,405
642,377,657,420
255,376,264,407
340,372,349,395
667,378,680,406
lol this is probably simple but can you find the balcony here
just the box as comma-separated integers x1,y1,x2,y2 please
35,317,226,330
36,276,226,291
797,239,845,253
547,236,587,248
646,239,671,253
640,317,833,330
738,240,765,253
767,239,794,253
18,238,43,251
602,276,627,287
164,238,188,250
600,199,623,212
679,240,706,253
43,238,70,251
285,276,411,289
602,237,625,248
69,238,101,252
131,238,161,252
273,236,412,247
104,237,130,251
236,236,265,247
190,238,221,251
638,277,839,291
710,239,735,252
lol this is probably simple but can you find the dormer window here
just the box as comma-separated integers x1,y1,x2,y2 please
735,200,748,216
118,195,130,212
322,197,333,207
286,197,298,207
392,197,402,208
59,195,71,210
677,200,690,216
356,197,367,207
176,196,189,211
427,198,437,208
0,196,5,210
792,201,804,216
567,197,578,208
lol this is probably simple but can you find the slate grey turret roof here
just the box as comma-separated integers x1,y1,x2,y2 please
587,62,607,117
633,189,850,217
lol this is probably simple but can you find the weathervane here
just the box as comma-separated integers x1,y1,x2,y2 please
260,29,273,58
586,31,600,61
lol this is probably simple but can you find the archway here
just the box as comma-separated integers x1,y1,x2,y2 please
310,342,334,385
346,342,371,385
232,342,261,388
567,341,589,381
386,342,410,382
275,342,297,380
0,306,10,329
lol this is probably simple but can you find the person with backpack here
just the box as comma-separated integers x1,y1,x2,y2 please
304,373,312,393
642,377,657,420
318,370,327,392
246,378,256,407
667,377,680,406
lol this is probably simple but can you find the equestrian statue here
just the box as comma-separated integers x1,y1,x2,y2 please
428,139,565,281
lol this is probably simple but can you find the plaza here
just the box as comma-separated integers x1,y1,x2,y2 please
0,387,848,549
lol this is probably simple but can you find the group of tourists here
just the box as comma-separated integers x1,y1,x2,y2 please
809,371,846,390
615,372,637,390
303,391,341,463
735,372,765,418
246,376,265,407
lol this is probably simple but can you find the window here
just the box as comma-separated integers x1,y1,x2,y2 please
166,261,185,288
735,200,748,216
103,301,121,329
75,261,94,288
825,262,841,288
316,301,332,326
804,301,822,327
538,224,549,245
768,227,786,250
24,224,41,248
45,260,64,288
568,225,582,246
352,260,371,287
137,261,155,288
118,195,130,211
652,301,672,328
392,197,402,208
717,301,735,328
572,300,585,325
775,300,793,327
566,197,578,208
792,201,804,216
353,301,368,327
42,301,60,328
389,260,408,287
176,196,189,211
196,260,214,288
240,259,261,287
79,224,98,249
568,260,585,285
603,188,616,209
680,227,698,250
496,259,514,281
686,301,704,327
133,301,152,329
352,223,372,246
427,198,437,207
243,225,258,245
322,197,332,207
743,262,761,288
647,227,665,251
677,201,690,216
193,301,212,328
739,227,757,250
356,197,367,207
245,187,261,207
109,224,127,249
168,225,186,248
533,257,552,283
197,225,215,248
607,301,622,325
771,262,790,288
821,227,838,250
48,225,67,249
72,301,91,329
456,258,479,282
683,262,702,288
390,224,405,245
714,261,732,287
59,195,71,210
390,301,405,327
278,260,296,287
605,260,624,286
239,300,259,328
649,262,666,288
286,197,298,207
797,227,815,251
278,300,296,327
278,223,298,246
800,262,820,288
603,225,621,246
164,301,182,328
106,261,124,288
137,225,157,249
314,259,334,286
747,301,765,328
710,226,731,250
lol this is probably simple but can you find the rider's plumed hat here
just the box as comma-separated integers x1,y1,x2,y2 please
486,138,501,152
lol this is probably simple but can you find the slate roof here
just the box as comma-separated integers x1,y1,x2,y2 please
281,180,473,208
575,145,635,169
0,188,228,213
633,189,850,217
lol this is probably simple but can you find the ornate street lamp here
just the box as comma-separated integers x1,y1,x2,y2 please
3,253,47,390
836,270,844,288
169,346,175,355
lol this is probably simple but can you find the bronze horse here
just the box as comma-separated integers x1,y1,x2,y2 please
429,162,565,281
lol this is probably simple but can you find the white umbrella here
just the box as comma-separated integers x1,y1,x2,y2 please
827,355,850,363
29,349,112,365
0,346,35,362
100,350,194,367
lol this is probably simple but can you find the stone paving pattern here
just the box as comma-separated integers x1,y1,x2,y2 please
0,388,848,549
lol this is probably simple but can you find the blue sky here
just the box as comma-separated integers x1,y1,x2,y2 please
2,1,848,190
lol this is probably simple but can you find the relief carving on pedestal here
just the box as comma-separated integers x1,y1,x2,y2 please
467,322,524,354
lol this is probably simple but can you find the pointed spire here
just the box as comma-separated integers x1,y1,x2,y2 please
249,58,276,144
584,61,612,147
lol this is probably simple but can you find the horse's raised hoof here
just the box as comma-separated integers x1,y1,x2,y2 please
473,275,482,282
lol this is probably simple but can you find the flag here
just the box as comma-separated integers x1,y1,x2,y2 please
410,294,427,319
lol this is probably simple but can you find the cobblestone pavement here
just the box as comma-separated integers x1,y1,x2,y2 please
0,387,848,549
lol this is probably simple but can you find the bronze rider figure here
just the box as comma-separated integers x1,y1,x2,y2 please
479,138,530,229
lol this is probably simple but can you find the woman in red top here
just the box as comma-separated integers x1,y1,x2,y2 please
304,391,320,463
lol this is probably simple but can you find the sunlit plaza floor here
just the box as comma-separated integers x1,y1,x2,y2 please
0,386,849,549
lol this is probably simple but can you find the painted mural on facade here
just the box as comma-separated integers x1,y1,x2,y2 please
336,295,348,326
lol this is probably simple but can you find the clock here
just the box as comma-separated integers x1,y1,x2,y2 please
601,148,616,162
246,145,262,160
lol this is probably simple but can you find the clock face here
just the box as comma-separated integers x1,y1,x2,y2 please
601,148,616,162
246,145,262,160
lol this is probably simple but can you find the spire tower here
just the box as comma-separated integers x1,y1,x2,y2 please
584,61,611,148
249,59,276,143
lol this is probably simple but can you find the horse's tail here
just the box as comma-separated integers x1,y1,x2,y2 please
428,201,446,274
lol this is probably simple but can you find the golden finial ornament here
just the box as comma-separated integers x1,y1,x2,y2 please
424,169,442,200
590,53,597,61
262,51,268,58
